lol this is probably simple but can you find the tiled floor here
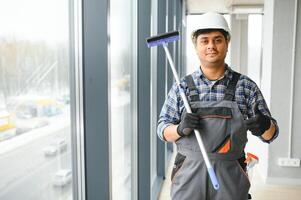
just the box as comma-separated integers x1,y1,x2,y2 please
248,171,301,200
158,155,301,200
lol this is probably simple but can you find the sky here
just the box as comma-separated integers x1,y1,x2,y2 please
0,0,69,44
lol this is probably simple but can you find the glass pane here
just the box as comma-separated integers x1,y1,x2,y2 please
110,0,136,199
0,0,74,199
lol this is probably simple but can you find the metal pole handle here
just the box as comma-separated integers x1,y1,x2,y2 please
162,43,219,190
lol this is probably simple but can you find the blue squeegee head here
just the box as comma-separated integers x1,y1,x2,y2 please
146,31,180,48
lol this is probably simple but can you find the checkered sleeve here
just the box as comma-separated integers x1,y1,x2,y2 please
157,82,184,141
247,79,279,143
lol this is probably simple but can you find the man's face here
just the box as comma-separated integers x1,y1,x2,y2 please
195,31,229,67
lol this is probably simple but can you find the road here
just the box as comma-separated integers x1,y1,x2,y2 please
0,112,73,200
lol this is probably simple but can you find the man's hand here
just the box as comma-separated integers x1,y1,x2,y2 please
177,112,201,137
244,104,271,136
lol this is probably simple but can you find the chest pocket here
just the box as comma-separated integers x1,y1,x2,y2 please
183,72,241,153
195,106,232,119
188,105,233,153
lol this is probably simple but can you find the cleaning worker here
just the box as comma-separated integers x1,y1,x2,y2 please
157,12,279,200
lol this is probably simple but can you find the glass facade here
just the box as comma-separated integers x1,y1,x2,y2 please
110,0,137,199
0,0,74,199
0,0,293,199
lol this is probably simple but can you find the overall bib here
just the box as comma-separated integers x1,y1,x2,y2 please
171,72,250,200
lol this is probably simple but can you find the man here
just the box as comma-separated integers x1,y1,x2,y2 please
157,12,279,200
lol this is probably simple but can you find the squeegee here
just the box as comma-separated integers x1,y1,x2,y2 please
146,31,219,190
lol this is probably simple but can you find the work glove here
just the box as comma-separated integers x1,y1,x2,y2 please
244,104,271,136
177,112,202,137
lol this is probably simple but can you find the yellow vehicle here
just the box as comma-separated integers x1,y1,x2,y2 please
0,110,16,141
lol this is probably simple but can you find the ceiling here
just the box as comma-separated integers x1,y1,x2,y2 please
186,0,264,14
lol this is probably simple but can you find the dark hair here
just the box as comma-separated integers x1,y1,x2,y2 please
191,29,230,45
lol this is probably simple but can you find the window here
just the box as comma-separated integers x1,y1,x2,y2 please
110,0,137,199
0,0,75,199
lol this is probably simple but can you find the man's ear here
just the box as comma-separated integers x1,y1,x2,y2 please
193,43,198,51
226,39,230,50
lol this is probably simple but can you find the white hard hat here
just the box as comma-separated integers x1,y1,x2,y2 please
193,12,230,36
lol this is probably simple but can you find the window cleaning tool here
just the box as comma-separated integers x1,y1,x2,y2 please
245,152,259,181
146,30,219,190
245,153,259,200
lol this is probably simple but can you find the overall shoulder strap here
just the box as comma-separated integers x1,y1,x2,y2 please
184,75,200,102
224,72,241,101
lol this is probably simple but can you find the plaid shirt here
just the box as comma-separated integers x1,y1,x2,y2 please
157,65,279,143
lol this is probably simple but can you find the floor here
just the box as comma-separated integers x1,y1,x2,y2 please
158,154,301,200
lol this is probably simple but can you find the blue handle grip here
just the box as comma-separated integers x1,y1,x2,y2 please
208,167,220,190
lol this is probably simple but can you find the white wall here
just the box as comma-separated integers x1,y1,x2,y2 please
185,0,301,185
263,0,301,185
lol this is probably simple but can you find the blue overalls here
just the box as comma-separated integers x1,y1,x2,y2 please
171,72,250,200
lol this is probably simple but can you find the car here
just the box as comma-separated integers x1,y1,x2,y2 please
43,139,67,157
15,103,37,119
53,169,72,187
55,139,68,152
43,146,58,156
